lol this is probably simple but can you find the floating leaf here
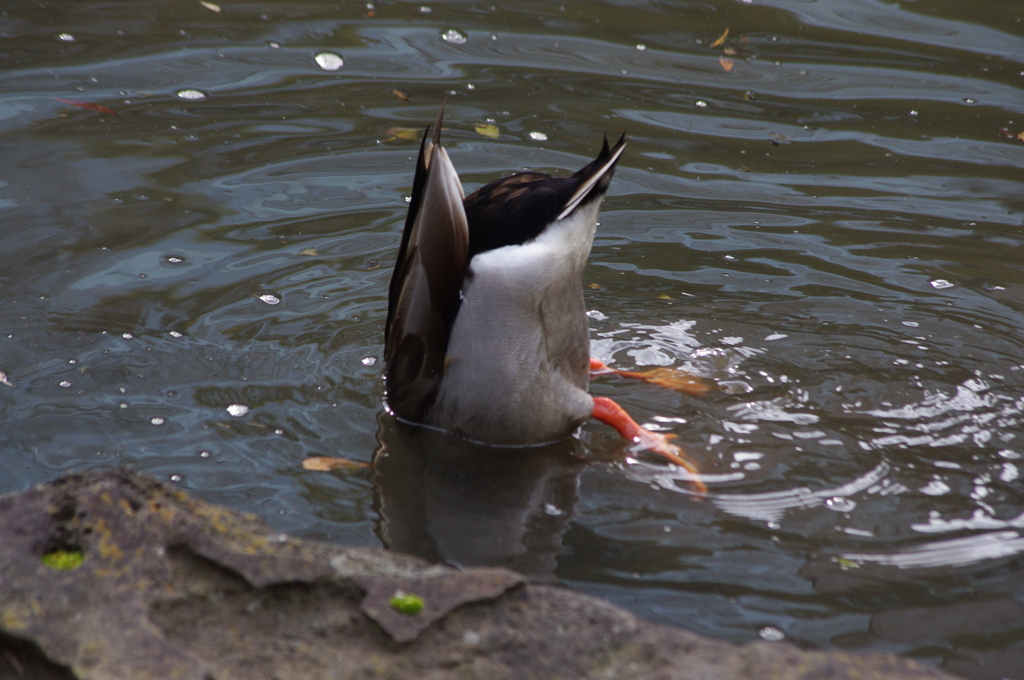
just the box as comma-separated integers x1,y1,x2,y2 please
391,89,411,102
710,28,729,48
657,294,672,300
200,1,221,11
55,98,115,115
718,57,734,72
723,47,738,56
298,247,319,256
474,123,500,139
302,456,371,471
1017,131,1024,142
587,283,602,290
384,126,421,142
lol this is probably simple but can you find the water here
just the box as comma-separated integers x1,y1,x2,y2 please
2,1,1023,677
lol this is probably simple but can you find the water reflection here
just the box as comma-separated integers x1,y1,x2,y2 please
372,416,584,577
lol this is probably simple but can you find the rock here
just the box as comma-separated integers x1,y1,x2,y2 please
0,469,956,680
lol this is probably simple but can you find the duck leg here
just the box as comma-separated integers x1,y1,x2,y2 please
591,396,707,495
590,358,711,396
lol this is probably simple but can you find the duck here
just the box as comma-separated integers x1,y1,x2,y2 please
383,106,702,485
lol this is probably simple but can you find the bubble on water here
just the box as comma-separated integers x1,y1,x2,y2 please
165,255,186,264
122,333,134,339
636,44,647,51
257,294,281,305
528,131,548,141
169,474,182,482
586,309,608,320
200,450,211,458
227,404,249,417
314,52,344,70
119,402,128,409
169,331,183,338
59,380,72,388
695,100,709,108
920,480,950,496
909,109,919,116
361,356,376,366
759,627,785,642
57,33,75,42
929,279,954,289
268,41,281,49
151,417,165,425
544,503,563,516
962,97,977,105
419,5,432,12
442,29,467,44
176,89,209,101
764,333,787,341
825,496,857,512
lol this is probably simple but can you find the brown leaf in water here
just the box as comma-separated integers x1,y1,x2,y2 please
587,283,602,290
391,89,411,102
718,57,734,72
303,456,371,472
1017,131,1024,142
298,247,319,256
55,98,116,115
723,47,737,56
657,294,672,300
710,28,729,48
383,126,421,142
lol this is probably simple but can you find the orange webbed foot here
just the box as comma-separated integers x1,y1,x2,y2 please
591,396,706,496
590,359,712,396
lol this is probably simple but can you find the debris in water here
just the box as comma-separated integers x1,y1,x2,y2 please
55,98,116,115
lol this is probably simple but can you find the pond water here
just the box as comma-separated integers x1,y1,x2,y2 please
2,1,1023,677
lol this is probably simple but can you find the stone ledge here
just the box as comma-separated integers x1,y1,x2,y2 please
0,469,956,680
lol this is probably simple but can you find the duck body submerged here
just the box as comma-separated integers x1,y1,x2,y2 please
384,109,625,446
431,192,599,444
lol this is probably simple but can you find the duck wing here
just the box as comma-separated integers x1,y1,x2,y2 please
384,110,469,422
463,133,627,257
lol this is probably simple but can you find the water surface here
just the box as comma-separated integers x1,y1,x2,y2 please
2,1,1023,678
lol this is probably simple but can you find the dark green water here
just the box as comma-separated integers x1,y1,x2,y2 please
2,1,1023,677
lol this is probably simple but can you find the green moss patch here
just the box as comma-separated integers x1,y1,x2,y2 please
42,548,84,571
389,591,424,616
